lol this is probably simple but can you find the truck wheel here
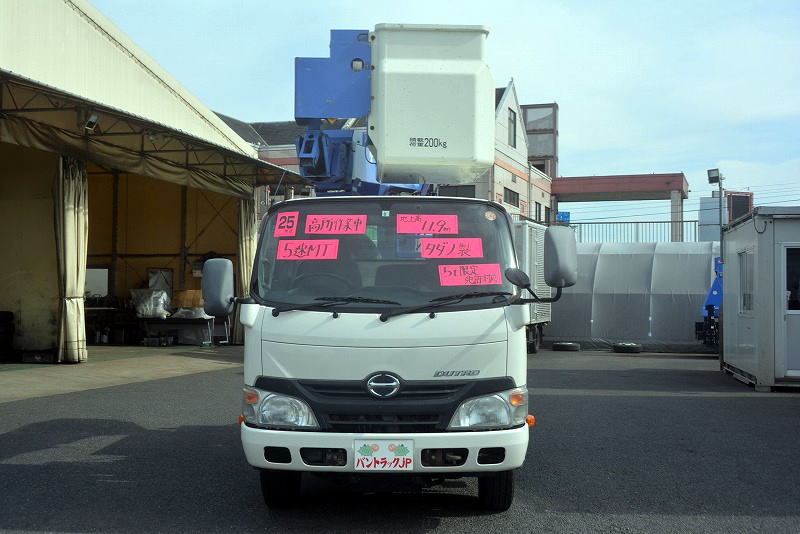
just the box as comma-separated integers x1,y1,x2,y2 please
259,469,301,508
552,342,580,352
527,326,541,354
612,342,642,353
478,470,514,511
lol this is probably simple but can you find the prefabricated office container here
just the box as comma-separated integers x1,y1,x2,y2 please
513,217,551,349
723,207,800,390
368,24,495,185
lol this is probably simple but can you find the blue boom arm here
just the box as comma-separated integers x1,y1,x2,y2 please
294,30,430,196
703,256,723,317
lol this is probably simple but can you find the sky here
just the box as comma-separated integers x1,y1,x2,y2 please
91,0,800,222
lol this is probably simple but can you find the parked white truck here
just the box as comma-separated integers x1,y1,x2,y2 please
203,197,576,510
202,24,577,511
514,216,554,353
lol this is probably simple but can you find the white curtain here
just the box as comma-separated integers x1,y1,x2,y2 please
232,197,258,343
54,156,89,362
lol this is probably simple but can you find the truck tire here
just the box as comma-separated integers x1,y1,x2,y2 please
259,469,301,508
612,342,642,354
478,470,514,511
552,342,580,352
527,326,542,354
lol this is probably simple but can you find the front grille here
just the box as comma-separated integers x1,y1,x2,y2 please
300,381,462,400
327,413,440,433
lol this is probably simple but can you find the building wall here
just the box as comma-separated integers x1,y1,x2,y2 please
493,84,551,219
88,169,240,300
259,146,300,174
722,219,759,378
0,142,60,350
698,194,728,242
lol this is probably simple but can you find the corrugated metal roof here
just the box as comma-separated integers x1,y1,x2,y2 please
495,87,506,108
251,121,306,146
0,0,258,158
215,112,267,148
0,0,303,190
251,118,367,146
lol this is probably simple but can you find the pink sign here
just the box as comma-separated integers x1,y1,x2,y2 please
396,214,458,234
438,263,503,286
420,238,483,259
276,239,339,260
273,211,299,237
305,214,367,234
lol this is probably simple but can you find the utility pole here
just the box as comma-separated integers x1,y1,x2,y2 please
707,168,725,369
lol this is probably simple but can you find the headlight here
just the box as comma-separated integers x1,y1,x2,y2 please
242,387,319,429
447,387,527,430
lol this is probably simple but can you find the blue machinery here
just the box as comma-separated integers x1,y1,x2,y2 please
696,256,722,347
294,30,432,196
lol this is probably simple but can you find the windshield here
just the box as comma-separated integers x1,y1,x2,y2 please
252,197,518,313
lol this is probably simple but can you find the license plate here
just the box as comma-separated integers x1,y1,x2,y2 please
354,440,414,471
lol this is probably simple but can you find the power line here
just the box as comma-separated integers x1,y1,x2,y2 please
572,197,800,222
564,188,800,218
563,182,800,213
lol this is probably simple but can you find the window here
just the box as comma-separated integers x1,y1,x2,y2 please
85,268,110,297
508,109,517,148
535,202,542,222
739,251,754,313
503,188,519,208
545,206,551,223
786,248,800,310
255,198,519,313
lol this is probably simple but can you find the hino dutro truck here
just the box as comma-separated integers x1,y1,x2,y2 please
202,24,577,511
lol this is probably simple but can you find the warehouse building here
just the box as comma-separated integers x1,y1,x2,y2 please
0,0,302,362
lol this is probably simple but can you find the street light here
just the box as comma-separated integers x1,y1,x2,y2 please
707,168,725,368
707,168,725,264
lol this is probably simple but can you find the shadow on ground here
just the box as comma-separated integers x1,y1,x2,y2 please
0,419,490,533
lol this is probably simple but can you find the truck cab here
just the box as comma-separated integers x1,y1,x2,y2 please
203,195,576,510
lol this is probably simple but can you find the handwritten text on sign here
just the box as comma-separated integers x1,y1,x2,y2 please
273,211,299,237
276,240,339,260
420,238,483,259
305,214,367,234
396,214,458,234
438,263,502,286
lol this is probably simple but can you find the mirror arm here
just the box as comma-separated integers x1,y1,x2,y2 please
518,287,562,304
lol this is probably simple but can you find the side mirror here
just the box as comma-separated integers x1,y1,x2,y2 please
544,226,578,288
202,258,235,317
505,267,531,289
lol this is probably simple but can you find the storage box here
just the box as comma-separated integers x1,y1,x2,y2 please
172,290,204,309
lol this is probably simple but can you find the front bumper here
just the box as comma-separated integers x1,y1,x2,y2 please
241,424,529,473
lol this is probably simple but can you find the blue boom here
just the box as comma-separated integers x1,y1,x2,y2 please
294,30,432,196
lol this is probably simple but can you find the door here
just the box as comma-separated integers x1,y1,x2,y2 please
779,245,800,377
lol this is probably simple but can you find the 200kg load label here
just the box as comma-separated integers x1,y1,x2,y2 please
409,137,448,149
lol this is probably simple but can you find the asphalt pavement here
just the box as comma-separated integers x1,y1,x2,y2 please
0,347,798,533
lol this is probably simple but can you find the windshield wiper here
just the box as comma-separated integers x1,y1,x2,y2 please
379,291,511,322
272,296,401,317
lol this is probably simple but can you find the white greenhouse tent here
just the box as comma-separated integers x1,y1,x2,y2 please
545,241,720,352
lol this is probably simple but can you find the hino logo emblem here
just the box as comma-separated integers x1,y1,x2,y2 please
365,373,401,398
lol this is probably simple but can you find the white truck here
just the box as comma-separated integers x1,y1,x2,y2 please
202,24,577,511
513,216,553,353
